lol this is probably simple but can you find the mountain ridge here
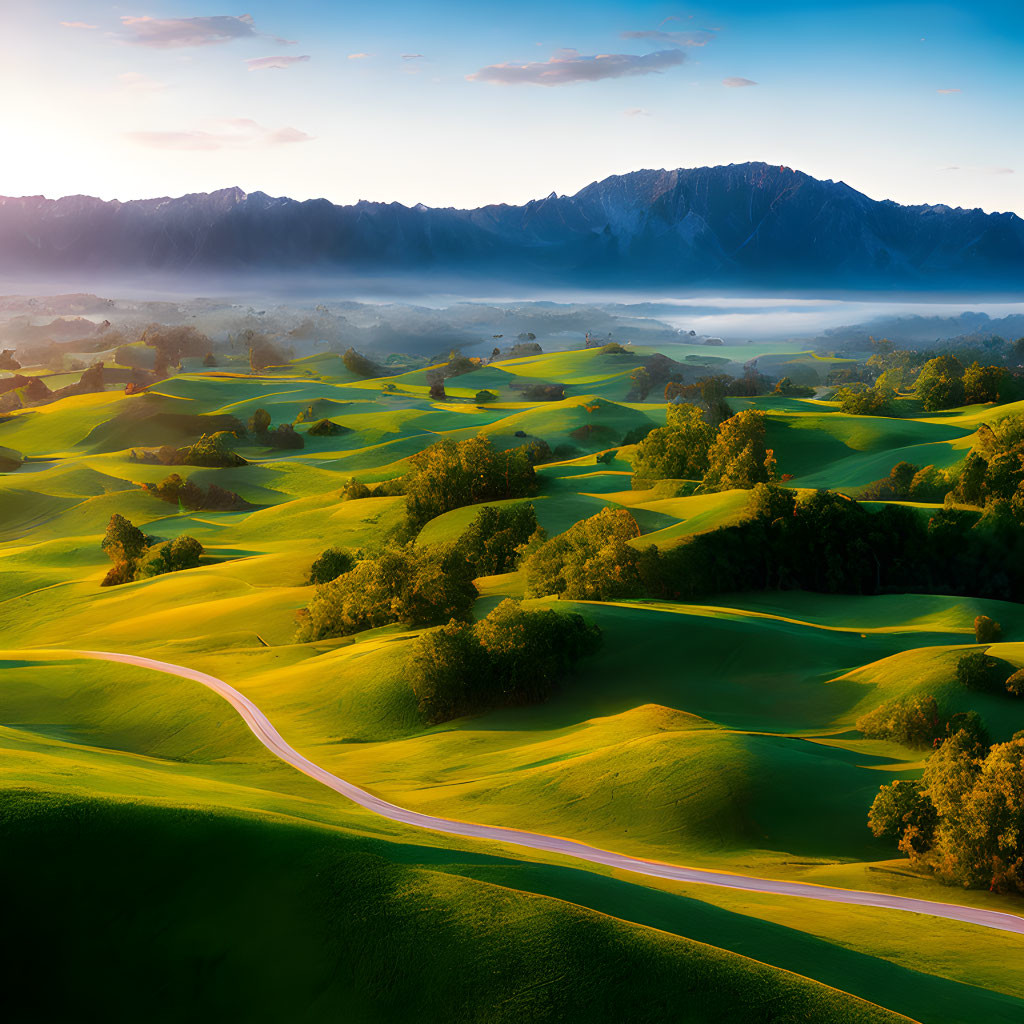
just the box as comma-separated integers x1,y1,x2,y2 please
1,162,1021,288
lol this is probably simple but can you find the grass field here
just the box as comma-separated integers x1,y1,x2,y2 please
2,343,1022,1023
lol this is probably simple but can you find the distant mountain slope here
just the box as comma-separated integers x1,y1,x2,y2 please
1,162,1022,288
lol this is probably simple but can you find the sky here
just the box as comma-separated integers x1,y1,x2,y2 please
3,1,1023,214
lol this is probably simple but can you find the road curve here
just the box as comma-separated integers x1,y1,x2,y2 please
77,649,1024,937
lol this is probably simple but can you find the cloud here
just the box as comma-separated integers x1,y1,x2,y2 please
624,107,651,117
468,48,686,86
401,53,424,61
942,165,1014,175
621,29,716,47
245,54,310,71
125,119,312,151
118,14,290,48
60,21,97,29
117,72,167,92
936,88,961,94
723,77,758,87
347,52,373,59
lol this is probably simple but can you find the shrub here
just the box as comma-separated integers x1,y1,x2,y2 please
177,433,247,467
341,477,373,501
956,651,1003,693
521,383,564,402
308,548,355,585
1005,670,1024,697
410,599,601,723
138,536,204,578
475,390,498,404
974,614,1002,643
265,423,304,450
307,418,350,437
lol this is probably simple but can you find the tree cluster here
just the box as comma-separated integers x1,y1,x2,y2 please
129,432,247,468
296,544,477,642
410,599,602,724
403,436,536,530
100,514,203,587
451,503,539,577
631,406,775,493
868,727,1024,893
143,473,251,511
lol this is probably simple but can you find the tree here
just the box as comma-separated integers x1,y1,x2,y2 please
410,620,490,724
524,507,643,600
630,403,715,486
773,377,814,398
452,503,539,576
868,780,937,854
630,366,652,400
962,362,1006,405
429,381,446,400
308,548,355,585
203,352,217,367
974,614,1003,643
101,514,148,564
914,355,965,411
475,390,498,403
248,408,272,435
700,410,774,492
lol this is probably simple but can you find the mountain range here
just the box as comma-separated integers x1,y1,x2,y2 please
1,162,1022,289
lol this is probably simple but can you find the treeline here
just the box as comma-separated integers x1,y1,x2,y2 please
100,514,203,587
524,485,1024,603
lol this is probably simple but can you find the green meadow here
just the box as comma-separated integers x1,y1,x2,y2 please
2,342,1023,1024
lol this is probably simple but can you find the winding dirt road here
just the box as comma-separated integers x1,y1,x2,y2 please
77,649,1024,936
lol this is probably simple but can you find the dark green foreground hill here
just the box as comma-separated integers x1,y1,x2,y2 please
1,791,906,1024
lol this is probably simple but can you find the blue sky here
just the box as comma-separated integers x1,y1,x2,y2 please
5,2,1023,213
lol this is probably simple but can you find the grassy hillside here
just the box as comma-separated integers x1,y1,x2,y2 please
3,342,1024,1022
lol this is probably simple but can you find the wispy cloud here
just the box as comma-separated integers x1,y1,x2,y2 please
117,72,167,92
125,119,313,151
621,29,716,47
60,21,97,29
936,88,961,94
468,48,686,86
401,53,424,61
347,52,373,60
723,77,758,88
943,165,1013,175
624,107,651,117
118,14,291,48
246,54,310,71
